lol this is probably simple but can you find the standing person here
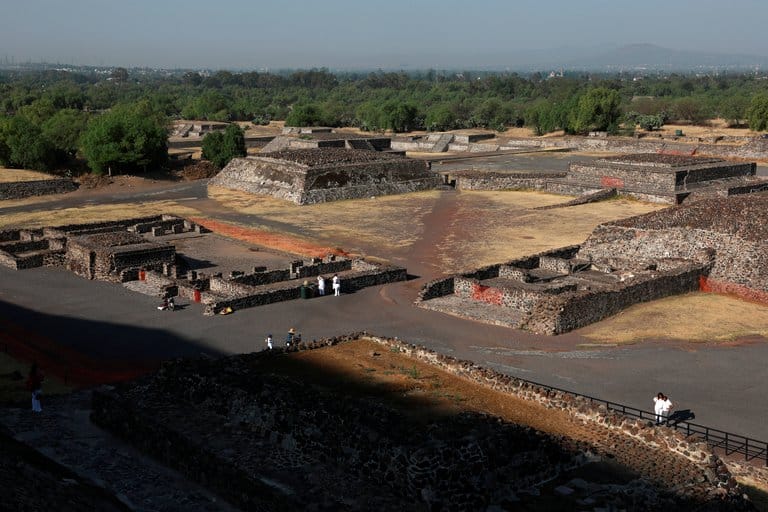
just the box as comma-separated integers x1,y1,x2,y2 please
653,392,665,424
317,275,326,296
27,362,44,413
660,394,673,424
265,334,273,350
332,274,340,296
286,328,295,347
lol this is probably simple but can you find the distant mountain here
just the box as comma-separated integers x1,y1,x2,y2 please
561,43,768,72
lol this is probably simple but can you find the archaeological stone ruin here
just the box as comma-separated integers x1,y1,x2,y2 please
0,215,406,315
446,153,768,205
419,193,768,334
210,147,441,204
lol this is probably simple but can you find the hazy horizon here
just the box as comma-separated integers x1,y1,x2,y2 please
3,0,768,69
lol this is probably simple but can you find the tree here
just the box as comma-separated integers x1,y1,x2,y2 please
201,124,246,168
284,104,330,127
42,109,89,158
720,95,748,127
425,105,457,131
625,111,666,131
80,102,168,174
0,115,57,170
569,87,622,134
747,94,768,131
671,97,708,125
381,101,419,132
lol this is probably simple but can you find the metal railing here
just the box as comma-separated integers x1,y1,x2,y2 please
522,377,768,466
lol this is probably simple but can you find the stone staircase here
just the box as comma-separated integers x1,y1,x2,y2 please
430,133,455,152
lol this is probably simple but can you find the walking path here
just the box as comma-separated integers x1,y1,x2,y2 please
0,392,238,512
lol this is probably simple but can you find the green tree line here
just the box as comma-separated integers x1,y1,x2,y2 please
2,67,768,173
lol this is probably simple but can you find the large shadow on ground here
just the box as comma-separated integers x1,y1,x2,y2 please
89,336,740,512
0,298,228,387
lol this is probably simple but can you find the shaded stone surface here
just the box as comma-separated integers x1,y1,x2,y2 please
89,335,753,511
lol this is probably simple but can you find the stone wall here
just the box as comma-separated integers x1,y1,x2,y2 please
417,244,713,335
580,224,768,294
204,266,407,315
211,154,440,205
301,176,441,204
449,170,564,191
0,178,77,200
522,261,710,334
416,276,455,301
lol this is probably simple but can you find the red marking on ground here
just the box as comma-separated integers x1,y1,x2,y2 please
471,283,504,306
601,176,625,188
189,217,348,259
700,276,768,305
0,316,157,388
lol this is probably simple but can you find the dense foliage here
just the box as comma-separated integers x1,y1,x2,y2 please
1,66,768,172
201,124,246,168
79,101,168,174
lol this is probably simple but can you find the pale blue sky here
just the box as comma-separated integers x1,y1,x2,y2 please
2,0,766,69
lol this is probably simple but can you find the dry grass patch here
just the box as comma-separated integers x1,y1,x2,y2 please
208,186,441,250
0,200,201,229
581,293,768,343
439,191,662,272
0,168,57,183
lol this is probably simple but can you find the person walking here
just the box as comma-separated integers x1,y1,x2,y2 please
332,274,340,296
27,362,44,413
265,334,273,350
317,275,326,296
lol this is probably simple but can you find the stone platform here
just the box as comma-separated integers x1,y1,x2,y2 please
210,148,441,204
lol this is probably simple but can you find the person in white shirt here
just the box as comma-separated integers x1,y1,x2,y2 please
317,275,326,296
332,274,340,296
653,392,673,424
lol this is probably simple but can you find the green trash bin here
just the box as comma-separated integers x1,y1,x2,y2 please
300,285,309,299
674,129,684,137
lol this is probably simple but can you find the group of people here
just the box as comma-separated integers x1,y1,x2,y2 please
316,274,341,296
264,328,302,350
653,392,673,425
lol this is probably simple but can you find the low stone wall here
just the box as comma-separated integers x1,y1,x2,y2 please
523,262,710,334
296,258,351,278
301,176,441,205
416,276,455,301
0,178,77,200
449,170,565,191
581,224,768,294
44,216,167,238
230,268,291,286
205,266,407,314
534,188,618,210
363,335,749,506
